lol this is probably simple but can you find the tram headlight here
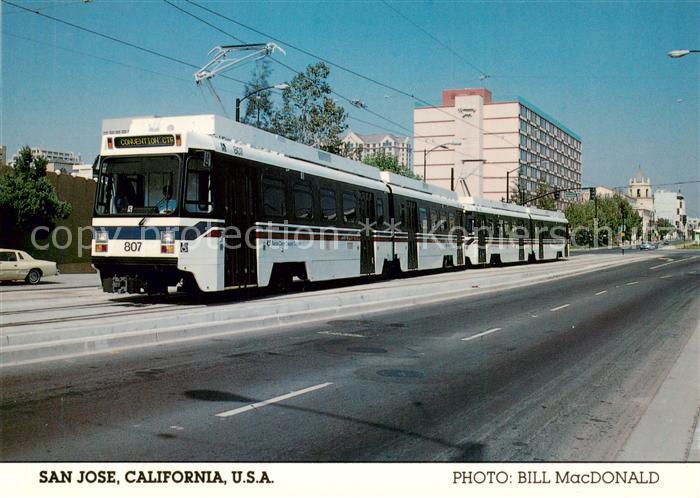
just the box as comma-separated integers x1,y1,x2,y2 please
161,231,175,244
95,231,108,252
161,230,175,254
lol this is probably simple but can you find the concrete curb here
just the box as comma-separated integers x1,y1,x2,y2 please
0,254,658,367
616,316,700,461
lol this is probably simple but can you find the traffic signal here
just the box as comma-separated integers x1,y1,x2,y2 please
589,187,596,201
554,190,560,200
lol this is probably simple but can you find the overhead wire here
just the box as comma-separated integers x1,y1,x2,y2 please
163,0,420,141
4,31,240,95
165,0,485,169
2,0,85,15
6,0,695,202
380,0,489,79
183,0,522,151
8,0,509,184
0,0,247,87
180,0,531,188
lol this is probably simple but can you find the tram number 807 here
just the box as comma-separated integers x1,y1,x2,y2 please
124,241,142,252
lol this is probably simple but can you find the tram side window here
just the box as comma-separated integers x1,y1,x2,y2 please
262,176,286,218
418,207,428,232
430,208,438,232
185,156,213,214
320,188,337,222
342,191,356,224
466,215,475,235
376,199,385,227
551,223,566,240
293,182,314,221
448,212,455,231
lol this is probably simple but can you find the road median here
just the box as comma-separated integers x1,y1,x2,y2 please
1,253,659,367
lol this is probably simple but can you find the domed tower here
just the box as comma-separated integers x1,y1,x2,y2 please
629,166,655,241
629,166,653,212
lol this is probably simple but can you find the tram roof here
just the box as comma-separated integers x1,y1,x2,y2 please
102,114,459,203
101,114,566,220
461,196,567,222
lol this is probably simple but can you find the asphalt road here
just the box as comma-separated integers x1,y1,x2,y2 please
1,252,698,462
570,245,674,256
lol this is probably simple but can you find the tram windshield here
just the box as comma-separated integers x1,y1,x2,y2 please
95,155,181,215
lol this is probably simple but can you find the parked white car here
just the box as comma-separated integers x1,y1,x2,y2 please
0,249,59,284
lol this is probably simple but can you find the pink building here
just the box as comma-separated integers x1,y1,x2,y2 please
413,88,582,207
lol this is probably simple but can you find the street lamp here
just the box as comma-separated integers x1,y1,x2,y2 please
668,49,700,58
505,165,521,204
422,140,462,183
235,83,289,125
508,160,547,204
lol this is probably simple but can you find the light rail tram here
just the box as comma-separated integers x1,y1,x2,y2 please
91,114,569,294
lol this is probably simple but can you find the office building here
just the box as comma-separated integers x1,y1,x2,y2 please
341,130,412,168
413,88,582,208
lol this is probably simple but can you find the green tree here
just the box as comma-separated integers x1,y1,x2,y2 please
0,146,71,231
656,217,675,238
508,177,526,205
362,151,421,180
339,141,364,162
270,62,348,153
241,59,275,130
564,194,641,245
565,200,595,245
530,180,556,210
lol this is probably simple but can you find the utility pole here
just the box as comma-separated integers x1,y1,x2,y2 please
620,201,626,255
590,187,597,247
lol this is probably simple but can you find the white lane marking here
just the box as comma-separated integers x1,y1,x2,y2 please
462,327,502,342
659,275,672,279
626,281,639,286
595,290,608,295
317,331,366,338
215,382,333,418
550,304,570,312
649,256,698,270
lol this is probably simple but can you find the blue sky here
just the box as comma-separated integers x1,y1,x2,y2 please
2,0,698,215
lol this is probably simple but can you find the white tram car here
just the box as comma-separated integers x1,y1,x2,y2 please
91,114,568,294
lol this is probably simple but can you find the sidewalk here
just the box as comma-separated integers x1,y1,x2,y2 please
617,314,700,461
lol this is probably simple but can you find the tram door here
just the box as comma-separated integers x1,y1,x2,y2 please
358,190,375,274
538,223,545,260
456,211,465,266
477,217,487,264
406,200,418,269
518,223,525,261
223,164,257,287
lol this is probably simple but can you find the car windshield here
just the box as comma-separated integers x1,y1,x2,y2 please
95,155,181,215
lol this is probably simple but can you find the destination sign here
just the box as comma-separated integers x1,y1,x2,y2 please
114,135,175,148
